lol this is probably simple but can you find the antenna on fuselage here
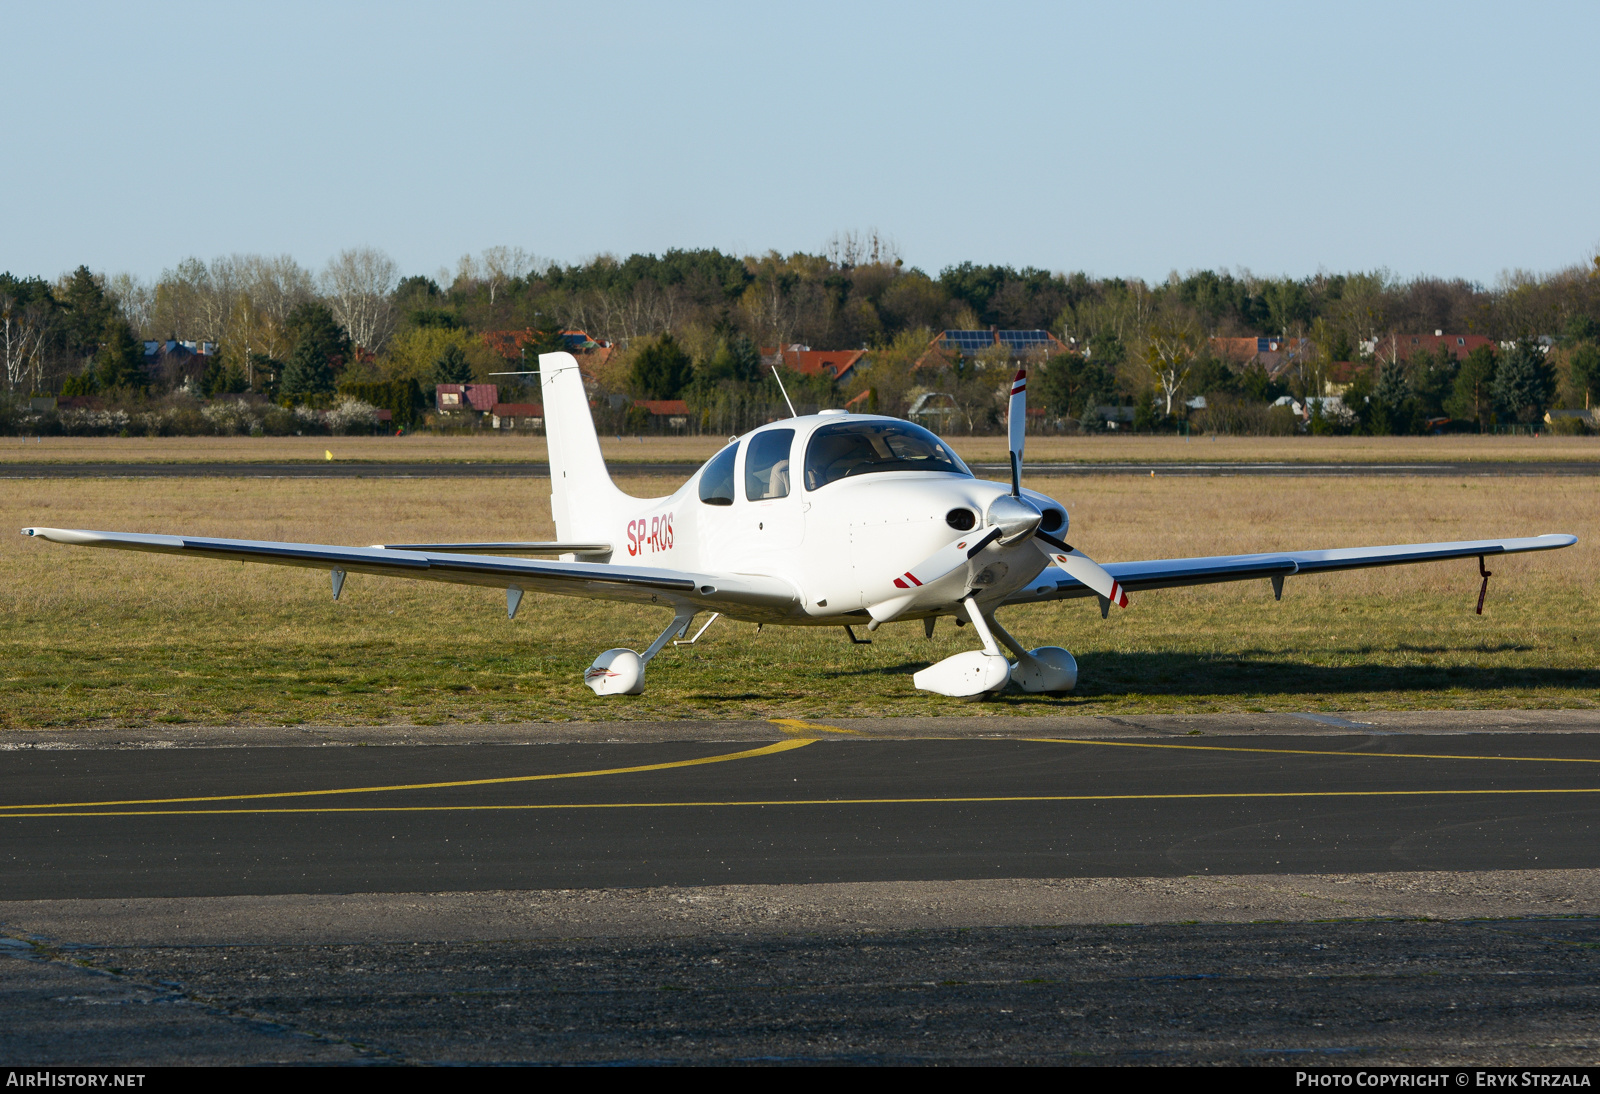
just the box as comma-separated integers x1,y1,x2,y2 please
770,365,799,418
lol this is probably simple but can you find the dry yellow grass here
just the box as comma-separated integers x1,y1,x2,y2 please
2,472,1595,729
3,432,1596,464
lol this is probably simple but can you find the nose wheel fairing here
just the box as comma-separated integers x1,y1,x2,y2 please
911,596,1078,697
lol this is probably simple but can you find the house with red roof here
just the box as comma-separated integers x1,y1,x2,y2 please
760,345,865,382
1209,336,1311,378
482,329,616,372
435,383,498,415
1370,333,1493,364
490,402,543,430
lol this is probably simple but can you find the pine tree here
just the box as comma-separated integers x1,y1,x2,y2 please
431,343,473,384
278,303,348,402
700,335,761,384
630,333,693,399
93,319,147,391
280,334,335,400
283,303,351,371
526,324,569,358
1566,343,1598,410
1493,340,1555,424
1446,345,1497,429
1370,360,1416,434
58,266,116,361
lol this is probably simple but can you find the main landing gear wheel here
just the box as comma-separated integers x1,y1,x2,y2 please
583,608,695,696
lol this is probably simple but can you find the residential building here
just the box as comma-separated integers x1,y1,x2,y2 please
143,339,217,388
482,329,615,373
760,345,866,382
491,402,543,430
435,383,498,415
1371,332,1493,364
1322,360,1375,397
634,399,691,430
1209,336,1311,378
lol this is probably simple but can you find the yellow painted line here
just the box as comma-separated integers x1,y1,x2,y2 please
1026,738,1600,765
769,718,867,737
0,739,816,812
5,786,1600,819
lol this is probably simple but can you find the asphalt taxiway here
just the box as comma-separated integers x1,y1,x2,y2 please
3,723,1599,899
4,712,1598,1065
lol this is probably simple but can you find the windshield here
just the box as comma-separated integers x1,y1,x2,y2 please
803,420,971,491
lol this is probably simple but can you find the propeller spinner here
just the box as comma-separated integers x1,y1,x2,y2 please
882,365,1127,609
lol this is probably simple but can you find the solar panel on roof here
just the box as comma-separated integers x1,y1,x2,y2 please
941,329,1058,355
942,331,994,352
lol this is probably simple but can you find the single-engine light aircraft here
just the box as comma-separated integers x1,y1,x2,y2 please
22,352,1577,697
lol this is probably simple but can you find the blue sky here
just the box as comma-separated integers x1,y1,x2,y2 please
4,0,1596,285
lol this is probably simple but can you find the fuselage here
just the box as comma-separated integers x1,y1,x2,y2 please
597,412,1070,626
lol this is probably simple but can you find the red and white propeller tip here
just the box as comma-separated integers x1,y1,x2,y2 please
1035,532,1127,607
892,528,1001,589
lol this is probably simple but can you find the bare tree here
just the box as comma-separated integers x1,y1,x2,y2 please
193,257,245,362
1139,310,1205,415
107,273,156,337
825,231,860,268
478,246,547,306
152,257,213,341
321,247,398,352
237,254,314,362
0,292,50,392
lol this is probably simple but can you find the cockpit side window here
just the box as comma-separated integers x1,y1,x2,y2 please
698,443,739,506
803,420,971,491
744,429,794,501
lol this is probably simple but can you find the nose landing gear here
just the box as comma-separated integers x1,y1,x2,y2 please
911,596,1077,697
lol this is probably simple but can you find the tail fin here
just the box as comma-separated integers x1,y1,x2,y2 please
539,352,636,542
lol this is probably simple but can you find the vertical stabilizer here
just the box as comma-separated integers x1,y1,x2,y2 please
540,352,634,543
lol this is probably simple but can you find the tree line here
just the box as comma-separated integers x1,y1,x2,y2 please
3,236,1598,436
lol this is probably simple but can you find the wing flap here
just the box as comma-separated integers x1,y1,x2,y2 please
375,541,611,556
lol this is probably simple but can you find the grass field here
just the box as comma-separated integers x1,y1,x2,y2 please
2,473,1594,730
3,432,1597,465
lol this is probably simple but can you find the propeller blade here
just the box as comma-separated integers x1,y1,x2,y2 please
891,527,1002,591
1007,368,1026,496
1035,530,1127,608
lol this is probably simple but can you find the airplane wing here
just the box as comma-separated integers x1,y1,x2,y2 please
19,527,798,617
1004,534,1578,605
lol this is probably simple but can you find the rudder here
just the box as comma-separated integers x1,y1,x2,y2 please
539,351,634,543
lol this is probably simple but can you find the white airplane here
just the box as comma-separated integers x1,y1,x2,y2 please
22,352,1577,698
